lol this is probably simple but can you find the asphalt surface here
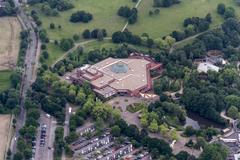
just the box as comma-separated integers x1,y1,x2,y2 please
10,0,40,158
34,113,57,160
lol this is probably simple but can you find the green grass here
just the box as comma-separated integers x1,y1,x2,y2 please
46,39,162,66
127,0,240,38
46,43,64,66
29,0,134,40
0,70,12,92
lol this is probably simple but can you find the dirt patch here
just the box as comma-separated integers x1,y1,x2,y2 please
0,115,12,160
0,17,21,70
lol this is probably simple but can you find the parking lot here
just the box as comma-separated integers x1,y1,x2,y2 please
33,112,57,160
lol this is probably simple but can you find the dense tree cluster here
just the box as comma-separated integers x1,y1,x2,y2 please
82,28,107,40
0,0,16,16
117,6,138,24
40,3,59,16
152,18,240,124
70,11,93,23
171,14,212,41
112,30,142,45
153,0,180,8
111,119,172,159
28,0,74,11
199,143,228,160
59,38,74,51
217,3,235,19
139,101,185,138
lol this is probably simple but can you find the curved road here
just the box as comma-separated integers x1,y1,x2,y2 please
10,0,40,158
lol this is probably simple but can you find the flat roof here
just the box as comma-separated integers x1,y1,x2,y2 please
90,57,150,91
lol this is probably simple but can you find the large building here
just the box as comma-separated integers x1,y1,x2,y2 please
69,54,162,99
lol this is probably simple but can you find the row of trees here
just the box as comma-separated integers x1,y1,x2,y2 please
13,89,41,159
82,28,107,40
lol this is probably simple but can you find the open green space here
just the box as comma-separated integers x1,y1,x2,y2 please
30,0,134,40
0,70,12,92
127,0,240,38
47,39,161,66
46,43,65,65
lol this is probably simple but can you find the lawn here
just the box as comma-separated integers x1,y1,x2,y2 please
0,70,12,92
30,0,134,40
47,39,162,66
127,0,240,39
46,43,65,66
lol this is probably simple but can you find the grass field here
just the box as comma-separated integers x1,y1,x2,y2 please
127,0,240,38
0,115,12,160
30,0,134,40
0,70,12,92
48,39,162,66
0,17,21,70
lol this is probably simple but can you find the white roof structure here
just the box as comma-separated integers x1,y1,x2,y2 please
197,62,219,73
234,153,240,160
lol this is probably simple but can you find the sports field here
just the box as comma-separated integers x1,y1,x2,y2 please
31,0,134,40
0,70,12,93
0,17,21,70
0,115,12,160
127,0,240,38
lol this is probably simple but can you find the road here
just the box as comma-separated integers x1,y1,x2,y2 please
34,113,57,160
10,0,40,157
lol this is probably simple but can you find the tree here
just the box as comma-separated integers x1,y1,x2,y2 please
60,38,74,51
112,31,126,43
224,7,235,19
217,3,226,15
148,119,158,133
111,125,121,137
13,152,23,160
159,123,168,136
70,11,93,23
97,30,104,41
82,29,91,39
49,23,55,29
199,144,228,160
227,106,239,119
176,151,192,160
73,34,80,41
184,126,196,137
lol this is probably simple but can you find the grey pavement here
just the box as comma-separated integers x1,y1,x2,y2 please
35,112,57,160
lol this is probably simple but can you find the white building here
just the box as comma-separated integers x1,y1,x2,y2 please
197,62,220,73
234,153,240,160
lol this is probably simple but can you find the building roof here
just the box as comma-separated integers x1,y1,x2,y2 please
90,57,150,91
197,62,219,73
